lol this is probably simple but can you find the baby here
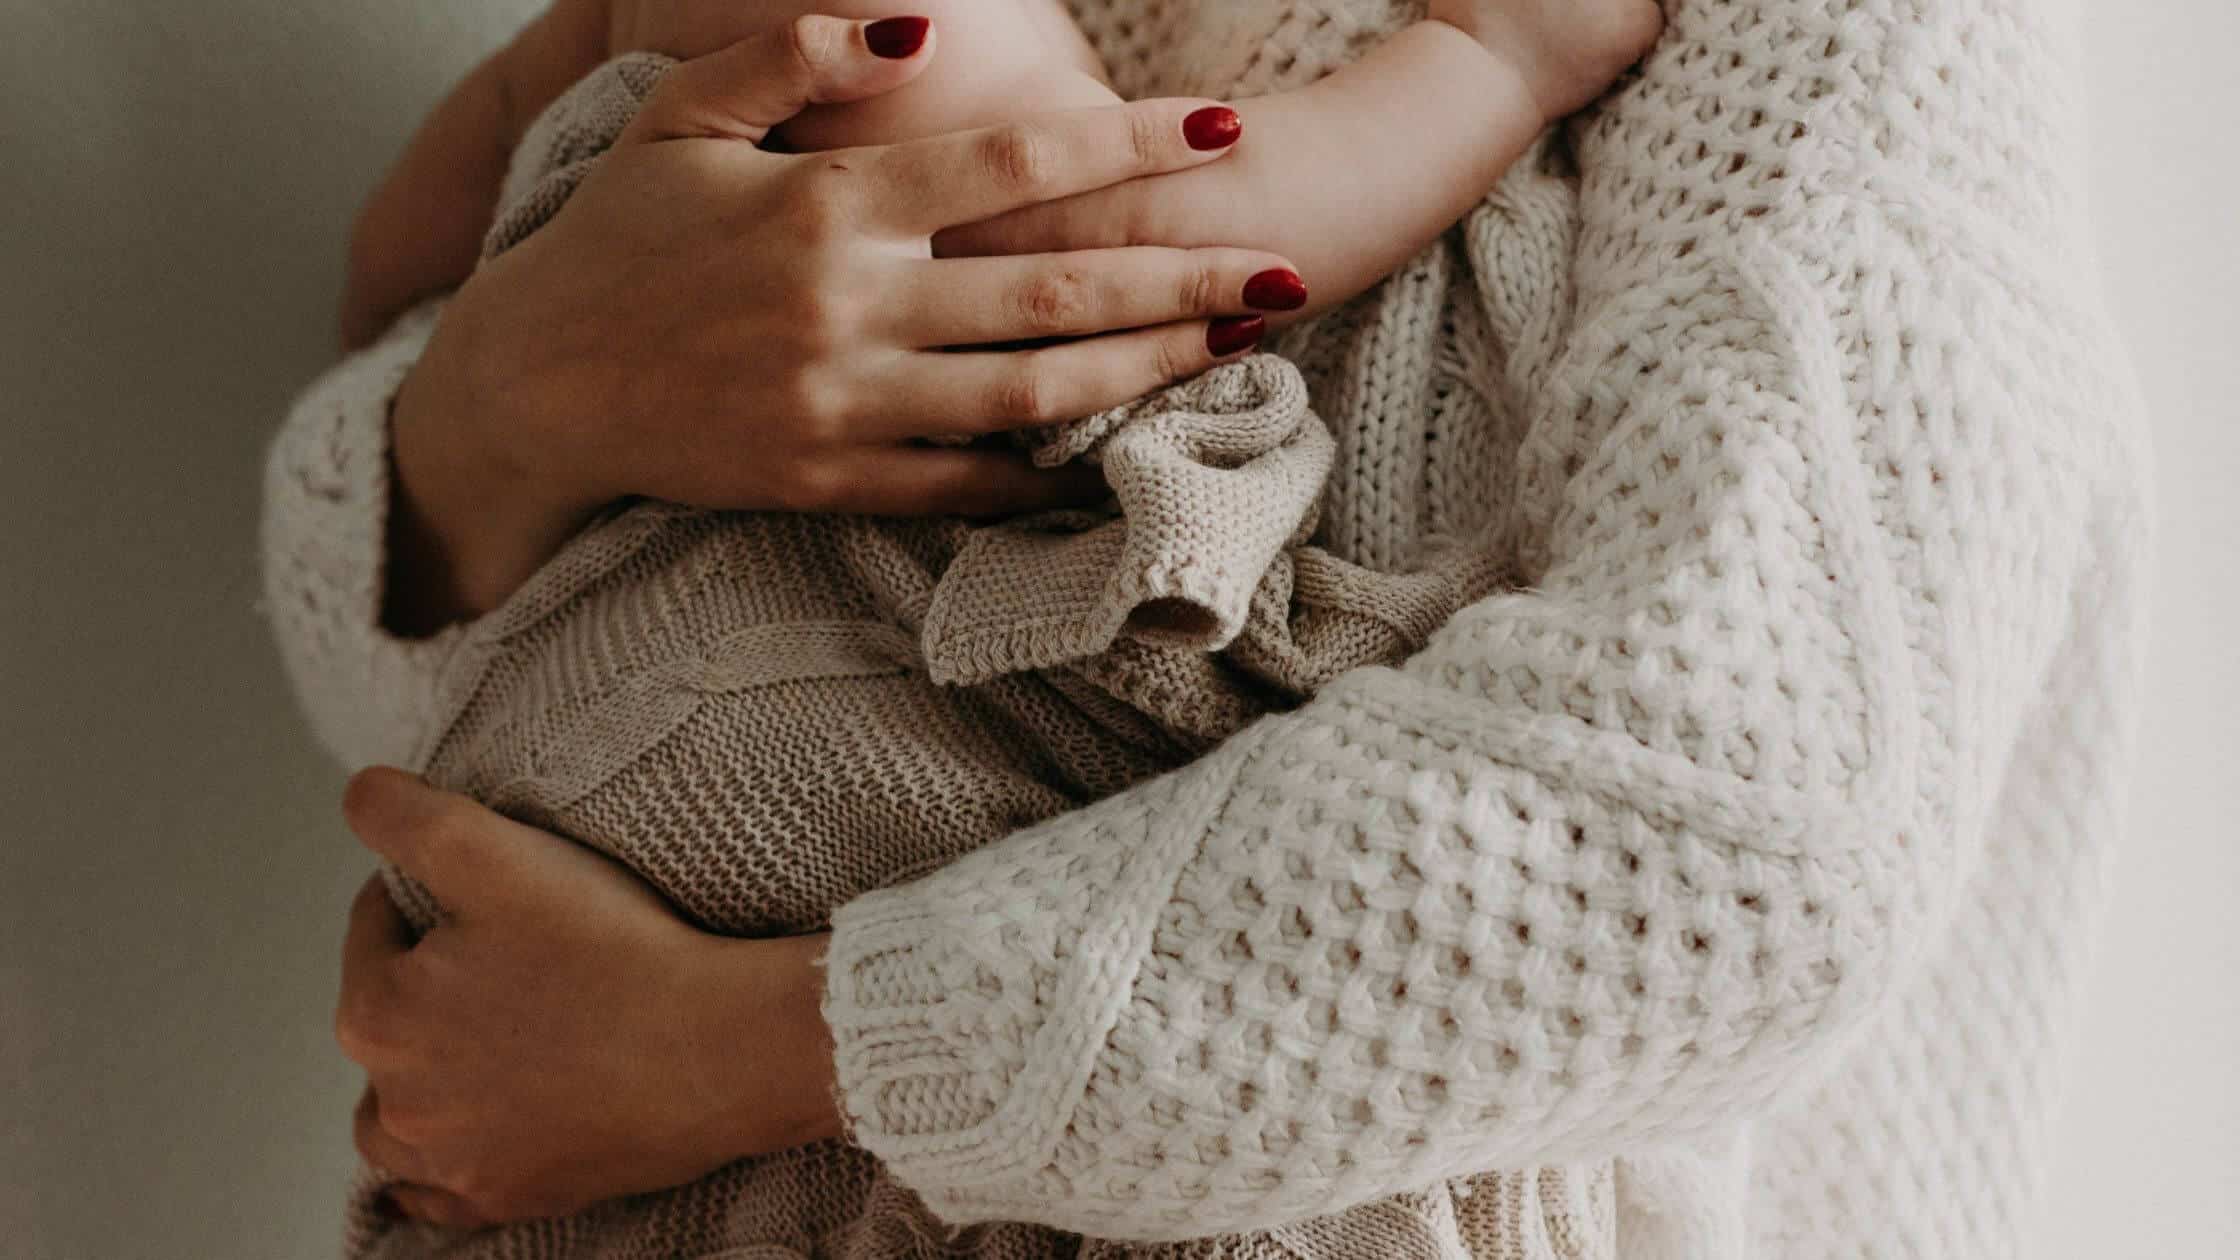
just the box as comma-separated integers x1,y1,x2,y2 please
350,2,1659,1258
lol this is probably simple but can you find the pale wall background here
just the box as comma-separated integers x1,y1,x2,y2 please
1,2,2232,1256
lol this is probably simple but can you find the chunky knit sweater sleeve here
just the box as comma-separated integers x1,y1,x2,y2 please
261,302,461,773
814,0,2145,1243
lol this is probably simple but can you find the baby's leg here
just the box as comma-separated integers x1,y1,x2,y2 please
770,0,1120,152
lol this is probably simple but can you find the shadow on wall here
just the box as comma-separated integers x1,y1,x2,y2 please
0,3,535,1256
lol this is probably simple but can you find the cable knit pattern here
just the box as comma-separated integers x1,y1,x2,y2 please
262,1,2151,1257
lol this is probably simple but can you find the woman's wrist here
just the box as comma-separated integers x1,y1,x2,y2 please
685,932,846,1161
382,305,599,635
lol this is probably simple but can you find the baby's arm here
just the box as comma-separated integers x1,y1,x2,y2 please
339,2,609,349
940,3,1662,318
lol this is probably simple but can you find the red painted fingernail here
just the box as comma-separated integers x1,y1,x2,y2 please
1242,269,1308,312
1207,315,1266,357
1184,106,1242,151
865,16,931,59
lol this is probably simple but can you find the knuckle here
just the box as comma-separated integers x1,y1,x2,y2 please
1182,261,1223,316
993,363,1057,425
1150,332,1193,387
1126,106,1168,170
778,15,827,89
790,294,859,359
981,123,1060,193
779,369,852,444
783,167,858,245
1018,268,1096,334
773,457,847,512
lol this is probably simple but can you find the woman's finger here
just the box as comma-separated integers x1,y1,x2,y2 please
382,1183,490,1231
353,1087,437,1186
623,15,938,146
865,98,1244,237
871,315,1268,439
336,876,412,1065
887,249,1305,347
341,768,526,915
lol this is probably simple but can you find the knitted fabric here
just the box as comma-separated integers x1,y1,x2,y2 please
353,37,1590,1260
261,0,2153,1257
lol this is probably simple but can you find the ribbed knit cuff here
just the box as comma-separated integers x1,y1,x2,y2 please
261,301,475,770
818,729,1263,1225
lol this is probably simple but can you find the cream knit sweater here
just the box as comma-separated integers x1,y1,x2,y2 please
263,1,2152,1257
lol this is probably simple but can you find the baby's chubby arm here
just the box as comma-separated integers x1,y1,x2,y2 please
939,6,1662,318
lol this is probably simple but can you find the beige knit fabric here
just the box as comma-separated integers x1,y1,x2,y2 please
349,23,1602,1260
265,0,2154,1256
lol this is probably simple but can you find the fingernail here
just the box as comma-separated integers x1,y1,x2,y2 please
1184,106,1242,151
1242,269,1308,312
1207,315,1266,357
865,16,931,59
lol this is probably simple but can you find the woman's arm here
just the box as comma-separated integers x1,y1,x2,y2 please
274,21,1315,715
802,0,2146,1239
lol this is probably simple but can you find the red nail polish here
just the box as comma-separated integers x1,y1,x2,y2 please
1242,269,1308,312
864,16,931,59
1207,315,1266,357
1183,106,1242,151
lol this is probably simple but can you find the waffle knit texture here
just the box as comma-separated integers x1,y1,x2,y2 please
261,1,2152,1257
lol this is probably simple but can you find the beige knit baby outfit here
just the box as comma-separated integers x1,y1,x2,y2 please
354,7,1614,1260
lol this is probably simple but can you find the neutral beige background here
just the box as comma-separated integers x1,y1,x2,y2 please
2,2,2232,1256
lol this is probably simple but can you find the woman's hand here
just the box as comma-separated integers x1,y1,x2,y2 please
335,768,841,1229
387,21,1300,632
341,0,931,347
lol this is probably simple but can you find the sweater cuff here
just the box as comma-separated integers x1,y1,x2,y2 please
260,302,475,770
818,726,1264,1226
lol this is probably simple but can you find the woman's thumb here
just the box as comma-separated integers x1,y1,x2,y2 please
623,14,936,145
341,767,533,911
